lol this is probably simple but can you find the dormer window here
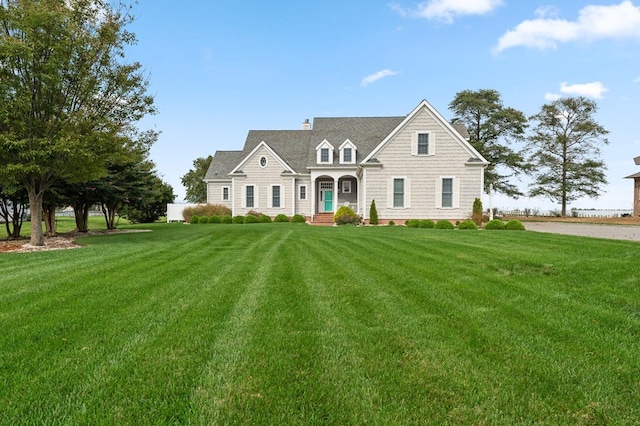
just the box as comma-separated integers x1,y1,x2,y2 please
339,139,357,164
316,140,334,164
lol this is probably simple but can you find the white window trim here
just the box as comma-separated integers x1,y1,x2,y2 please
315,140,335,164
221,186,230,201
411,132,436,156
387,176,411,209
342,180,351,194
435,176,459,209
339,139,357,164
299,184,307,200
270,184,285,209
259,156,268,168
243,185,259,209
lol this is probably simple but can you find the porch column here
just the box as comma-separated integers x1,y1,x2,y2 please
311,177,316,221
333,178,339,215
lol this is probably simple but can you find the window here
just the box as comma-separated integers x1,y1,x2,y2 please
442,178,453,207
272,185,280,208
259,156,267,167
299,185,307,200
320,148,329,163
342,180,351,193
393,178,404,207
418,133,429,155
246,185,254,208
222,186,229,201
343,147,352,163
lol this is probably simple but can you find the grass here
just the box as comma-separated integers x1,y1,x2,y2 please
1,223,639,424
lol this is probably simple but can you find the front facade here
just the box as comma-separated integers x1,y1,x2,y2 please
204,100,489,222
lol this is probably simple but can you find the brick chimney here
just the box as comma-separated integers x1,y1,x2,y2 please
302,119,311,130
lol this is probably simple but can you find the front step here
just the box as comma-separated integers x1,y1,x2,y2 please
311,213,334,226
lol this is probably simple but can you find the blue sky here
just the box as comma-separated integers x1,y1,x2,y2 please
126,0,640,212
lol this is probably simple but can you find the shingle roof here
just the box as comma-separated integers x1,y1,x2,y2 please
204,150,244,180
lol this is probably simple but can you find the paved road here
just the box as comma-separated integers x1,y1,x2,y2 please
524,222,640,242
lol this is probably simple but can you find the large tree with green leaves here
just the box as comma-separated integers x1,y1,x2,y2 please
0,0,155,245
181,156,212,203
526,96,609,217
449,89,529,197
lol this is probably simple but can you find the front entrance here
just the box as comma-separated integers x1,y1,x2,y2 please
319,181,334,213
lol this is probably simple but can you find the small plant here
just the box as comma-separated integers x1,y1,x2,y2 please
198,216,209,224
182,204,232,222
291,214,306,223
258,215,272,223
405,219,419,228
244,214,259,224
458,220,478,230
221,215,232,224
435,220,454,229
334,206,360,225
208,215,221,224
274,214,290,223
484,219,505,230
388,220,395,226
472,198,483,226
419,219,435,229
369,200,378,225
232,215,245,224
505,220,526,230
189,215,200,224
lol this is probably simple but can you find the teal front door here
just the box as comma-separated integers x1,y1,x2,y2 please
323,190,333,212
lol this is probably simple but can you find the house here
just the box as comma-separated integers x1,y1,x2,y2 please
204,100,489,224
625,155,640,217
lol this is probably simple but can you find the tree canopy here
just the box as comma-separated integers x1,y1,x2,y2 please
449,89,529,197
526,97,609,216
0,0,155,245
181,156,212,204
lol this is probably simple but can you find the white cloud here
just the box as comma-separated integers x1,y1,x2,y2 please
495,1,640,52
634,76,640,83
545,92,562,101
360,69,399,87
392,0,503,24
559,81,609,99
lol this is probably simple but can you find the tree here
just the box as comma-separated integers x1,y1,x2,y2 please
449,89,529,197
0,0,155,245
123,164,176,223
526,97,609,217
181,156,212,203
369,199,378,225
0,183,27,238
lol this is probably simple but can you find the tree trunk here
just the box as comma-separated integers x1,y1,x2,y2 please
101,202,117,229
10,202,25,238
43,203,57,237
27,190,45,246
73,202,90,232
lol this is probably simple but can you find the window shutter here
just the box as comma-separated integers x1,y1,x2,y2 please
430,133,436,155
411,133,418,156
242,185,247,208
405,177,411,208
255,186,259,208
435,178,442,208
387,178,394,208
452,178,460,208
281,186,285,209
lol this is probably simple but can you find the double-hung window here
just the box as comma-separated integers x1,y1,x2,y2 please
320,148,330,163
441,178,453,208
417,133,429,155
343,147,352,163
272,185,281,208
222,186,229,201
393,178,404,208
246,185,255,208
299,185,307,200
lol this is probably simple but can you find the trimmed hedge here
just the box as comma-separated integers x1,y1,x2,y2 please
189,215,200,224
388,220,395,226
274,214,290,223
208,215,221,224
435,220,454,229
198,216,210,224
419,219,435,229
505,220,526,230
244,214,259,224
221,215,232,224
232,215,245,224
405,219,420,228
484,219,505,230
334,206,360,225
291,214,306,223
258,215,272,223
458,220,478,230
369,200,378,225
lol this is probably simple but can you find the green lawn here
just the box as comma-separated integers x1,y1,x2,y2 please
1,223,639,424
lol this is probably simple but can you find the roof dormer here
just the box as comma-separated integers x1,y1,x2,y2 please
339,139,357,164
315,139,334,165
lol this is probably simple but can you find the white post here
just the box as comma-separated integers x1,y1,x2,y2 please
489,183,494,221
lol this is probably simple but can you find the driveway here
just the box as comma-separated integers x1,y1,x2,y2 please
524,222,640,242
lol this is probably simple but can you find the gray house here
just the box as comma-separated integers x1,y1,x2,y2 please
204,100,489,224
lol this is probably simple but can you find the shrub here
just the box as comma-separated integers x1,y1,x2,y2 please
505,220,526,230
208,215,221,224
458,220,478,230
232,215,245,224
182,204,232,222
388,220,395,226
405,219,420,228
484,219,505,230
334,205,360,225
274,214,290,223
435,220,454,229
419,219,435,229
198,216,210,224
369,200,378,225
291,214,306,223
258,215,272,223
221,215,232,224
189,215,200,224
472,198,483,226
244,214,259,224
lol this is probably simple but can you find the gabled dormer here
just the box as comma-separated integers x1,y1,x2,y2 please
339,139,357,164
315,139,334,165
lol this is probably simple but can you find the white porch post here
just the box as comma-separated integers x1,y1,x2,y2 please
311,177,316,221
291,177,296,217
333,178,339,215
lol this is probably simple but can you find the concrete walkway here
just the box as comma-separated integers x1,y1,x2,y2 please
524,222,640,242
